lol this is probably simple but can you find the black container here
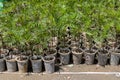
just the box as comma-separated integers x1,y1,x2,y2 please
30,56,42,73
97,50,109,66
6,59,17,72
59,48,70,65
0,58,6,72
110,49,120,66
72,48,83,65
17,57,28,73
42,56,55,74
84,50,96,65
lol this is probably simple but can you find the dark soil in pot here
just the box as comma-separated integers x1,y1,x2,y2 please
110,49,120,66
0,57,6,72
59,48,70,65
46,49,57,57
30,55,42,73
72,48,83,65
58,43,71,50
91,46,98,52
42,56,55,74
17,56,28,73
6,56,17,72
97,50,109,66
84,50,96,65
45,49,58,63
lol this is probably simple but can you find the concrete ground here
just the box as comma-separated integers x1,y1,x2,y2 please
59,64,120,72
1,65,120,80
0,74,120,80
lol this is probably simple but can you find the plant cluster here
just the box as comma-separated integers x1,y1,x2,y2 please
0,0,120,55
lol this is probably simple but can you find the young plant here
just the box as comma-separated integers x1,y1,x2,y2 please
116,26,120,46
47,27,58,49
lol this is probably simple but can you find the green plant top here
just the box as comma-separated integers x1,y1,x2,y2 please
0,0,120,50
0,2,3,11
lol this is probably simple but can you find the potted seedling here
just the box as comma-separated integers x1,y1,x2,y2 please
110,26,120,65
16,28,30,73
66,27,72,48
116,27,120,45
42,55,55,73
42,50,56,73
16,44,29,73
46,28,58,58
58,27,71,65
30,29,49,73
4,30,18,72
16,44,26,72
58,27,71,48
71,26,80,50
48,27,58,50
83,32,98,65
97,48,109,66
110,48,120,66
70,27,84,65
84,49,96,65
92,25,109,66
97,39,109,66
0,48,6,72
6,50,17,72
41,30,56,74
0,32,8,72
72,48,83,65
30,44,43,73
80,32,89,49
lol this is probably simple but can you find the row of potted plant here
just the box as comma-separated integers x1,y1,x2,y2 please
0,26,120,74
0,0,120,74
0,45,120,74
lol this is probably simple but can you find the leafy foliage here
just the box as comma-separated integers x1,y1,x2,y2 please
0,0,120,52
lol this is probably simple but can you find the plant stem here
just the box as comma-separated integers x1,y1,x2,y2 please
0,34,4,48
64,36,65,47
115,26,117,51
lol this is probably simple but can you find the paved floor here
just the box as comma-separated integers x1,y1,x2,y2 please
1,65,120,80
0,74,120,80
59,64,120,72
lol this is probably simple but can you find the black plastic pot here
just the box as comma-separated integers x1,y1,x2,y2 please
72,48,83,65
42,56,55,74
59,48,70,65
46,49,57,64
110,50,120,66
84,50,96,65
0,58,6,72
97,50,109,66
17,57,28,73
6,58,17,72
30,55,42,73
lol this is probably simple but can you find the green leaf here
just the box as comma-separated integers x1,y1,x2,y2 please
0,0,4,2
0,2,3,8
